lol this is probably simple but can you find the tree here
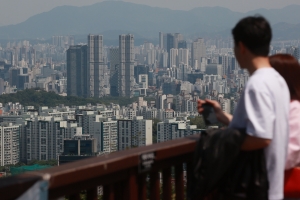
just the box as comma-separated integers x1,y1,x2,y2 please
0,89,147,107
188,116,206,129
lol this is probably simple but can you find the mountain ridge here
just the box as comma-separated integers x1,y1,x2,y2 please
0,1,299,40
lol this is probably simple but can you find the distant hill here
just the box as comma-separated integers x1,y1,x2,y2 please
0,1,300,40
272,22,300,40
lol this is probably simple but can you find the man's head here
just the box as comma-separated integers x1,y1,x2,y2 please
232,16,272,68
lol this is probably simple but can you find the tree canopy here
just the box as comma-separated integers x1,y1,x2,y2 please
0,89,154,107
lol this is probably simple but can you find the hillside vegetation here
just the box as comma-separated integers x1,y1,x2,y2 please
0,89,150,107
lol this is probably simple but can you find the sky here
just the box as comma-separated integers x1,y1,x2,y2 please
0,0,300,26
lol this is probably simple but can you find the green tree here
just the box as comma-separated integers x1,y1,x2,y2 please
0,89,148,107
188,116,206,129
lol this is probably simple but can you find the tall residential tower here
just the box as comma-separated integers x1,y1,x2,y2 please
67,45,88,97
191,38,206,69
110,48,119,97
87,35,105,98
118,34,135,97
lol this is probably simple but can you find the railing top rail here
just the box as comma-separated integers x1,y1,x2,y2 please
0,134,199,200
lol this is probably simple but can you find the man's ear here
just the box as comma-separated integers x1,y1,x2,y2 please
239,42,246,54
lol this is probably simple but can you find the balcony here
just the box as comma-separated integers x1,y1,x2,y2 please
0,134,199,200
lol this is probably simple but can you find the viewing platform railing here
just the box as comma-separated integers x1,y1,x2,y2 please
0,134,200,200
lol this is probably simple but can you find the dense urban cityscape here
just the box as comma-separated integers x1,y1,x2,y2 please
0,0,299,199
0,31,298,171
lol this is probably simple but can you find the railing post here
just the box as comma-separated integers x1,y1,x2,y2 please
175,164,184,200
103,184,114,200
163,167,172,200
114,182,123,200
69,193,81,200
186,162,193,199
150,171,160,200
124,169,138,200
138,174,147,200
87,187,98,200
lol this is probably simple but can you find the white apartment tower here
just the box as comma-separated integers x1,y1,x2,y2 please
178,48,189,66
191,38,206,69
118,34,135,97
170,48,178,68
87,35,105,98
0,123,20,166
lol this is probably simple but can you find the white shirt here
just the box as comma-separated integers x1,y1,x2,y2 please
229,68,290,200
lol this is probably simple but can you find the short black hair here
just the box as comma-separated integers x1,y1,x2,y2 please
232,16,272,56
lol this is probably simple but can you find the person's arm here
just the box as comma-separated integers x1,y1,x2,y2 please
243,88,275,151
197,99,233,126
241,135,271,151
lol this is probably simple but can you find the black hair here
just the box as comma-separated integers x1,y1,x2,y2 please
232,16,272,56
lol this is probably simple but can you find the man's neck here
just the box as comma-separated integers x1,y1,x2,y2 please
247,56,271,75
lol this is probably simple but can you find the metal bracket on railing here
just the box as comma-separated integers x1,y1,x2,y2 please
138,151,156,173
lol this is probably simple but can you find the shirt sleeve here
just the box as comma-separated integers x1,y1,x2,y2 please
244,88,275,139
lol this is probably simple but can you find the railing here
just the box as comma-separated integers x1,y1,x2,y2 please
0,134,199,200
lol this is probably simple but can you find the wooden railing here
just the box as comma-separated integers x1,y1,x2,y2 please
0,134,200,200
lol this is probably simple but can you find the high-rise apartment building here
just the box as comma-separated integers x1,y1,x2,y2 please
52,36,64,47
206,64,222,76
170,48,178,68
0,123,20,166
178,48,189,66
91,117,118,153
159,32,164,49
67,45,88,97
160,52,168,68
25,117,67,162
118,34,135,97
118,116,152,151
218,55,231,76
87,35,105,98
174,33,183,49
178,40,187,49
138,74,148,89
166,33,175,55
146,49,156,65
110,48,119,97
157,118,200,143
192,38,206,69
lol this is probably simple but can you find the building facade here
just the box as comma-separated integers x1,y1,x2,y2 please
87,35,105,98
191,38,206,69
118,117,152,151
67,45,88,97
118,34,135,97
0,123,20,166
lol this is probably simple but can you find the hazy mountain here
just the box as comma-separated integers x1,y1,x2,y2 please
0,1,299,40
272,22,300,40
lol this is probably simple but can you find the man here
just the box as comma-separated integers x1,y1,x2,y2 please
198,16,290,200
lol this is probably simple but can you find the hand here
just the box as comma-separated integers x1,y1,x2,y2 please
197,99,222,115
197,99,233,126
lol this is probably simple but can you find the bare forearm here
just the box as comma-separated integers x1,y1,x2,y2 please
217,112,233,126
241,135,271,151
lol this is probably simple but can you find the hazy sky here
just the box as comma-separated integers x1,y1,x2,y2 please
0,0,299,26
